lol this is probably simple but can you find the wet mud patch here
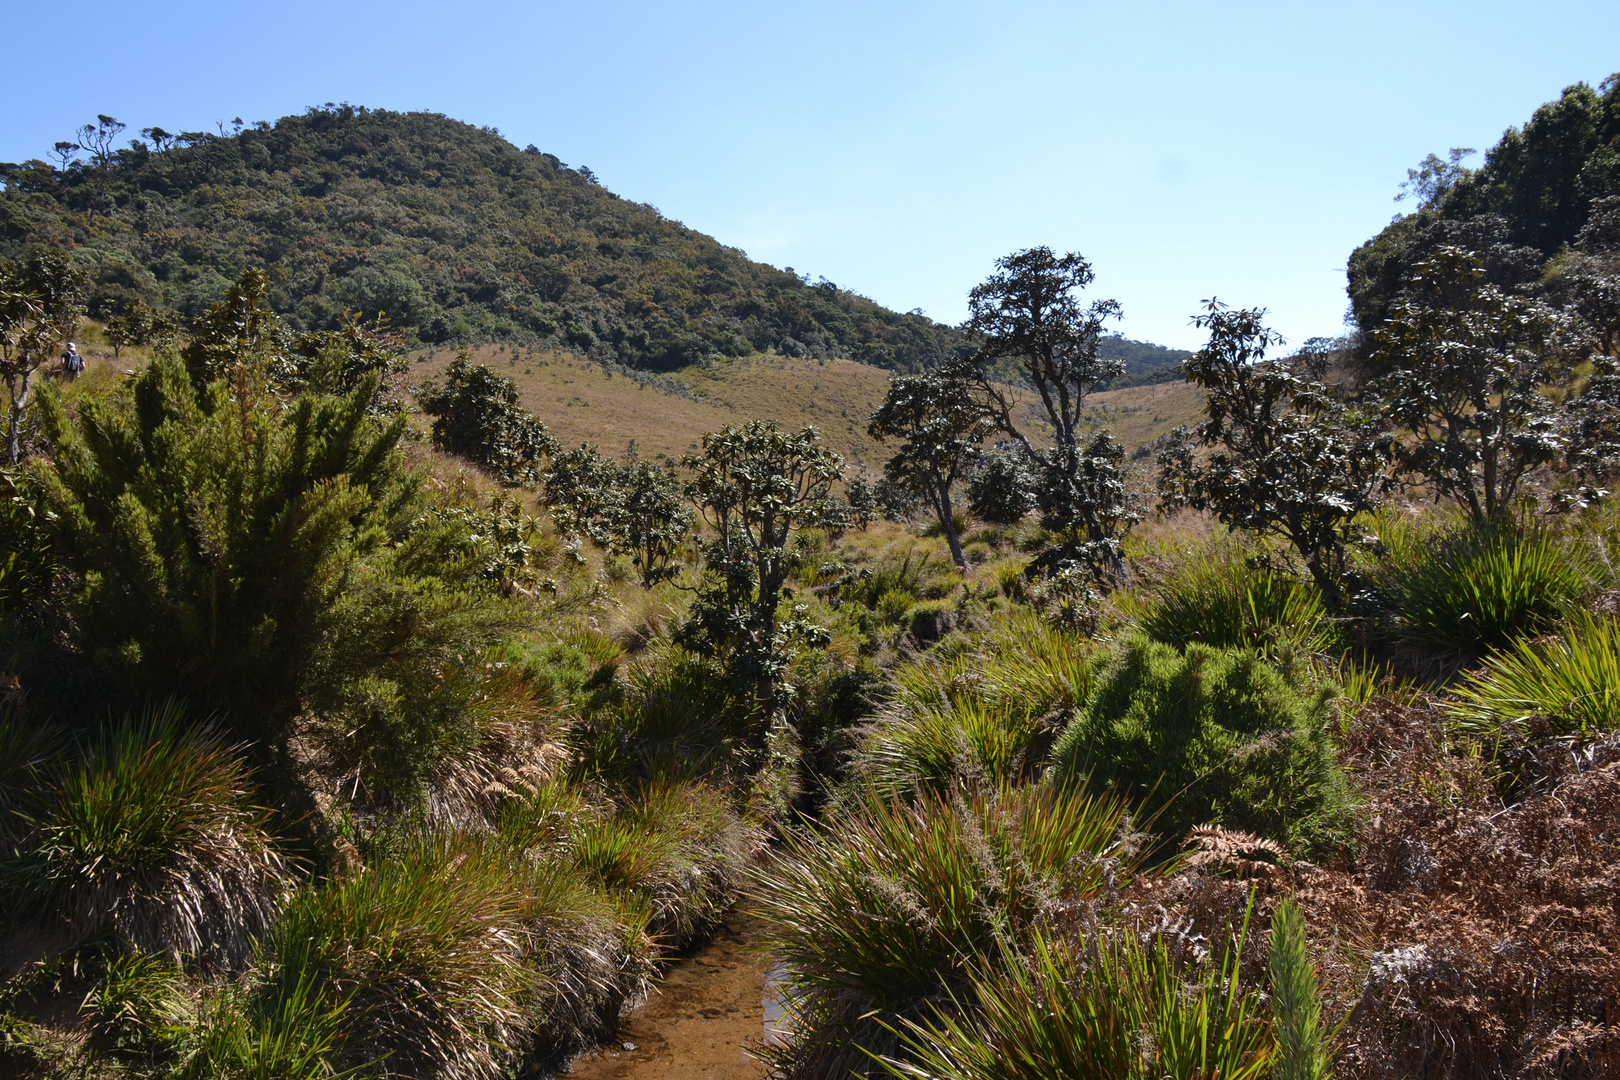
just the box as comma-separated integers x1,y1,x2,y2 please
566,915,773,1079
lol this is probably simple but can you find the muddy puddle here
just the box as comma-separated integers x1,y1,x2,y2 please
564,914,783,1079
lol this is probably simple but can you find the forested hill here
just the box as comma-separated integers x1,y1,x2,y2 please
0,105,975,372
1346,74,1620,342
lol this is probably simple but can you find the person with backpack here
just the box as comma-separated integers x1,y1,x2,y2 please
62,342,84,381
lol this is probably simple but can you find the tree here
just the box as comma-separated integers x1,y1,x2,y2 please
182,267,285,398
678,421,845,727
867,373,992,567
1,251,86,465
1159,302,1389,607
417,349,559,485
950,247,1135,578
1370,246,1568,523
1395,147,1476,209
74,115,126,170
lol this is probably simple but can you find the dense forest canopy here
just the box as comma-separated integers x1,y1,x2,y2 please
1347,74,1620,343
0,105,1188,378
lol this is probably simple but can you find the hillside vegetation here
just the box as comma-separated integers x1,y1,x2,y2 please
4,77,1620,1080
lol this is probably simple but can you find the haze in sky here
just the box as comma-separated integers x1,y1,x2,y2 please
2,0,1615,349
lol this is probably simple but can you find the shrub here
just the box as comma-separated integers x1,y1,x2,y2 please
1376,522,1590,662
1268,897,1329,1080
879,926,1272,1080
254,834,532,1080
1446,612,1620,748
851,613,1091,797
753,784,1135,1077
11,707,290,966
418,351,559,485
967,443,1039,525
571,649,743,783
1136,546,1334,659
1048,639,1355,858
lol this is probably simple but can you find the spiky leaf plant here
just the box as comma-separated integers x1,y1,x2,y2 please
255,833,531,1080
851,612,1090,797
1376,522,1591,662
882,921,1273,1080
11,705,290,966
1446,612,1620,748
0,707,64,856
1135,544,1334,660
753,784,1136,1078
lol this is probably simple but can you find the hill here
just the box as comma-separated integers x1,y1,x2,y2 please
0,105,969,373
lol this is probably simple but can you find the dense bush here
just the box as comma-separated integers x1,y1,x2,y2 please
9,706,291,966
1374,521,1591,662
754,784,1135,1078
418,352,559,485
966,443,1039,524
1048,639,1355,858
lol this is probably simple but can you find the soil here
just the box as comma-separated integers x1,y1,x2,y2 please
564,915,776,1080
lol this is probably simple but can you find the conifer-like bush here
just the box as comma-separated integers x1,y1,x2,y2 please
10,706,290,966
1048,640,1354,858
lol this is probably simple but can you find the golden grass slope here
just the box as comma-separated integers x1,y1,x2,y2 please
407,345,1203,468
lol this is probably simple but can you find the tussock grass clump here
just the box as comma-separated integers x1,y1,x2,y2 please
880,927,1273,1080
1447,612,1620,748
851,612,1090,796
753,784,1136,1077
1135,544,1334,658
572,649,743,783
11,707,291,966
1048,639,1355,858
1375,521,1591,663
0,708,64,855
252,834,531,1080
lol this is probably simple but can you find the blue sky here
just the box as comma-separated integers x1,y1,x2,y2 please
2,1,1615,349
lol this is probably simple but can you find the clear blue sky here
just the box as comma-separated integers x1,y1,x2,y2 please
2,1,1616,349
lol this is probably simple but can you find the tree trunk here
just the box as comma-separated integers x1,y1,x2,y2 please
936,476,967,569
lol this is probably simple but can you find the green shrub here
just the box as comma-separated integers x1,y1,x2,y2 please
1268,897,1329,1080
753,784,1135,1078
417,351,559,485
1048,640,1355,858
255,834,532,1080
1446,612,1620,748
851,612,1091,797
1376,522,1591,661
11,707,291,966
1136,545,1333,659
879,926,1272,1080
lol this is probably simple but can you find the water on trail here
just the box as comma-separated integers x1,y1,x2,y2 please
564,915,784,1079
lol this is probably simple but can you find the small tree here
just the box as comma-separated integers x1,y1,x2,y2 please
867,373,992,568
678,421,845,727
544,446,692,586
949,247,1134,578
967,442,1039,525
417,349,559,485
1370,246,1568,523
1,251,86,465
1159,302,1389,607
1566,355,1620,500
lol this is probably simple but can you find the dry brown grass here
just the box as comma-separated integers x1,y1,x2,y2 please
1126,696,1620,1080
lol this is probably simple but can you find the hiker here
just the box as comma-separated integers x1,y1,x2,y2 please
62,342,84,381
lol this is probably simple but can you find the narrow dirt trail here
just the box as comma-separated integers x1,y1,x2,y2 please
565,915,776,1079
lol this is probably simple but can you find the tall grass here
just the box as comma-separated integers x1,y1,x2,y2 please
11,705,290,966
1446,612,1620,748
753,784,1136,1077
1375,522,1591,662
851,611,1091,796
879,926,1273,1080
571,649,743,783
0,707,63,855
254,834,532,1080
